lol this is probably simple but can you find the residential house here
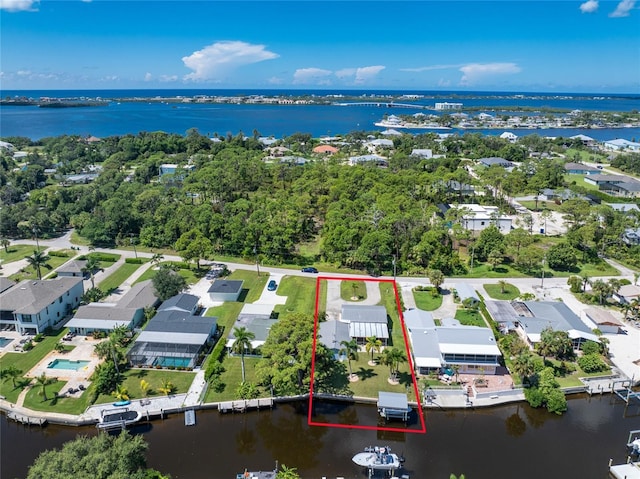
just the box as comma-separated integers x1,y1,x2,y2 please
318,320,351,359
454,284,480,307
570,134,597,147
341,304,389,346
226,303,277,351
582,308,623,334
623,228,640,245
564,162,600,175
312,144,339,155
603,139,640,152
0,277,16,294
584,174,632,187
477,157,515,169
443,203,512,234
602,181,640,198
56,259,88,278
158,163,195,181
380,128,403,136
158,293,199,315
613,284,640,305
435,102,463,110
348,154,388,167
0,277,84,334
605,203,640,214
208,279,244,302
499,132,518,143
411,149,434,159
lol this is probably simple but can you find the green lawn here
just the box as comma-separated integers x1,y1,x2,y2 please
227,269,269,303
483,283,521,300
413,290,443,311
22,380,93,415
519,200,562,212
454,309,487,327
97,261,147,293
9,251,74,282
0,244,47,264
205,302,244,331
94,369,196,404
0,329,66,403
347,352,415,399
203,356,263,403
453,262,529,279
340,280,367,301
273,276,320,317
378,282,404,347
564,174,602,192
134,261,200,285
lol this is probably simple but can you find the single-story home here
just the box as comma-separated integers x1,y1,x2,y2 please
56,259,88,278
605,203,640,214
613,284,640,305
341,304,389,346
454,284,480,307
318,319,351,359
312,144,338,155
442,204,512,234
158,293,199,315
478,157,514,168
499,132,518,143
0,277,16,294
623,228,640,245
225,314,278,351
603,138,640,152
411,149,434,159
0,277,84,334
564,162,600,175
348,154,388,167
582,308,624,334
208,279,244,302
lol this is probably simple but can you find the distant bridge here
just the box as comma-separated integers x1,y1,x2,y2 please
333,102,428,109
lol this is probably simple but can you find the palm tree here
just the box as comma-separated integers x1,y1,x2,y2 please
34,373,56,401
158,379,175,396
498,280,508,294
451,364,461,384
151,253,164,267
26,249,50,280
113,384,130,401
1,238,10,253
139,379,151,397
512,351,536,384
232,327,256,383
339,339,359,379
276,465,301,479
381,347,407,381
365,336,382,365
82,256,101,289
0,365,23,388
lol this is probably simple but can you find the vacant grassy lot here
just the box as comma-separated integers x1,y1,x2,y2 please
22,380,93,415
483,283,520,300
273,275,320,317
347,352,415,398
378,282,405,347
9,251,75,281
0,244,47,264
413,289,443,311
97,261,147,293
95,369,195,404
203,356,263,403
134,261,200,285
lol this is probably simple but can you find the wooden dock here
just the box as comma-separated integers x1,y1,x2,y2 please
218,398,273,413
6,412,47,426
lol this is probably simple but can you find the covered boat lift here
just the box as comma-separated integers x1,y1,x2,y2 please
377,392,410,422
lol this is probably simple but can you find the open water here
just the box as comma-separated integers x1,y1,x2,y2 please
2,394,640,479
1,89,639,141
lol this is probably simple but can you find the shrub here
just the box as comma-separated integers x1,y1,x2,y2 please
578,353,608,373
33,333,45,342
125,257,143,264
581,340,600,356
23,340,34,351
48,250,70,258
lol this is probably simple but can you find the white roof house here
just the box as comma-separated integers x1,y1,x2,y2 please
454,283,480,306
604,139,640,152
499,132,518,142
341,305,389,344
582,308,623,334
447,204,512,234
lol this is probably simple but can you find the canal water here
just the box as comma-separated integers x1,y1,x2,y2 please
2,394,639,479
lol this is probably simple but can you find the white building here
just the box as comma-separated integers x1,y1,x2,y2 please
448,204,512,233
435,102,463,110
603,138,640,152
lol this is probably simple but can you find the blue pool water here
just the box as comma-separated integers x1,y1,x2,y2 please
47,359,90,371
0,337,12,348
152,357,191,368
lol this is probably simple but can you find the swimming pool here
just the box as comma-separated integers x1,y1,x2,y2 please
152,357,192,368
0,337,12,348
47,359,90,371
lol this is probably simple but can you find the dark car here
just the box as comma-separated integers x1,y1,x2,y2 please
301,267,318,273
267,280,277,291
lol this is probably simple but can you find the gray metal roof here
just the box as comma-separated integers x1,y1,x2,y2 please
484,300,519,323
208,279,243,294
341,305,387,323
158,293,199,313
66,318,133,330
455,283,480,302
407,327,442,367
0,277,83,314
318,320,351,350
0,277,16,294
227,316,278,344
57,259,87,274
136,330,210,345
523,301,593,334
349,322,389,339
403,309,435,331
377,392,408,410
119,280,159,309
71,304,139,321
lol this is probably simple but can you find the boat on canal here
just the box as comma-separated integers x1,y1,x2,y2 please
97,407,142,430
352,445,404,472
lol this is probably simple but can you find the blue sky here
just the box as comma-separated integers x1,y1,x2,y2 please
1,0,639,92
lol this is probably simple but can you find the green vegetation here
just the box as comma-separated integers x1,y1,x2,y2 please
341,280,367,301
9,251,72,282
204,357,262,402
483,283,520,300
0,244,47,264
94,369,195,404
273,275,321,316
97,261,146,293
347,352,414,398
454,309,487,327
413,288,443,311
22,379,93,415
378,282,403,346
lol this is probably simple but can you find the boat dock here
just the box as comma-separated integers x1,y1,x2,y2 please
218,398,273,413
97,407,142,430
6,411,46,426
184,409,196,426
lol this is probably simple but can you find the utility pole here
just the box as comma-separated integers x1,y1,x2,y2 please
253,245,260,276
541,255,546,290
392,255,397,281
130,234,137,259
33,225,40,251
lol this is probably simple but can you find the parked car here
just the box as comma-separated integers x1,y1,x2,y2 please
267,280,277,291
301,267,318,273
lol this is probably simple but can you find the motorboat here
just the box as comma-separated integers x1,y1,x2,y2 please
97,407,142,430
352,446,404,472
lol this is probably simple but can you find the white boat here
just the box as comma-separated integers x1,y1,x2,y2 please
97,407,142,430
352,446,404,472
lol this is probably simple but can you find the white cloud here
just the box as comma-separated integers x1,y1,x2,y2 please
0,0,38,11
579,0,599,13
16,70,32,76
267,76,284,85
437,78,451,87
292,68,333,85
609,0,635,17
400,64,462,73
335,68,356,79
144,72,153,82
459,62,521,85
159,75,178,82
354,65,385,84
182,40,279,81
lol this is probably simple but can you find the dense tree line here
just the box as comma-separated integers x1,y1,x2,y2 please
1,130,638,274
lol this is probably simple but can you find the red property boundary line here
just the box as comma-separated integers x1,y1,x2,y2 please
308,276,426,434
